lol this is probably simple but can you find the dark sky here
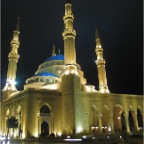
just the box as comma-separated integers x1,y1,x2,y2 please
1,0,143,95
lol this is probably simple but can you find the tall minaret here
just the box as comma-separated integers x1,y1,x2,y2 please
3,18,20,91
95,30,109,93
62,0,76,65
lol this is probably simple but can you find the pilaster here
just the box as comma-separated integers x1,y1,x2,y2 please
98,112,102,134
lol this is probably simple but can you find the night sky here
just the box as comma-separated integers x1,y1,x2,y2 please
1,0,143,95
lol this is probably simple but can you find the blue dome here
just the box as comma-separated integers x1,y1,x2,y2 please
45,54,64,61
35,72,56,77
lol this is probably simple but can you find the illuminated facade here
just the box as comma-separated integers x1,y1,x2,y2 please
0,0,143,139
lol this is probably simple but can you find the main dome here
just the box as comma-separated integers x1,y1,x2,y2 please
35,72,56,77
45,54,64,62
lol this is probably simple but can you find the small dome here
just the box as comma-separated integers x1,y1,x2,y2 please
35,72,56,77
45,54,64,62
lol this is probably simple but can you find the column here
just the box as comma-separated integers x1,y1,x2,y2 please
109,112,114,133
132,112,139,132
124,112,130,133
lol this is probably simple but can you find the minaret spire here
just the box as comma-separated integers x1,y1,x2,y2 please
65,0,71,3
95,30,109,93
3,17,20,91
62,0,76,65
52,45,56,56
15,16,20,31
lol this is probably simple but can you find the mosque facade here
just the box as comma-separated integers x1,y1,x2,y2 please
0,0,143,139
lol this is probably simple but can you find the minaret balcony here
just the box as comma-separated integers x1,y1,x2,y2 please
95,48,103,53
99,85,110,93
63,14,74,21
96,60,106,65
62,29,76,37
10,40,20,46
8,53,19,60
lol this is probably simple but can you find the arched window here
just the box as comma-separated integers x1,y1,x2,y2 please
35,78,39,82
40,105,50,113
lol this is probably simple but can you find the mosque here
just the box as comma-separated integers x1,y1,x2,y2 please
0,0,143,139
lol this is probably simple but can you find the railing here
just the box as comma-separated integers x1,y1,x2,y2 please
37,113,51,117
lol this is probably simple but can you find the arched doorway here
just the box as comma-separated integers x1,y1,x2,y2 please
137,109,143,130
121,112,126,132
101,106,109,134
89,105,98,134
114,106,123,132
41,121,49,136
128,111,134,133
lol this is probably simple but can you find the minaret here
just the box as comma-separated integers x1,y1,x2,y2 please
3,17,20,91
62,0,81,135
62,0,76,65
95,30,110,93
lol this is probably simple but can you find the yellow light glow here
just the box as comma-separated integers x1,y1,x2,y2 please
34,132,38,137
100,88,109,93
75,71,78,75
77,126,83,133
91,126,98,129
13,132,17,138
106,89,110,93
22,133,25,139
85,85,96,92
47,84,58,90
65,70,70,75
71,70,74,74
57,131,62,136
3,81,17,91
100,89,105,93
108,127,111,131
